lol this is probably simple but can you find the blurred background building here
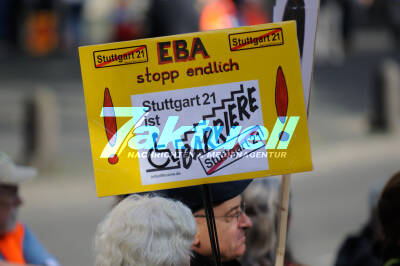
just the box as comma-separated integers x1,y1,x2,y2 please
0,0,399,265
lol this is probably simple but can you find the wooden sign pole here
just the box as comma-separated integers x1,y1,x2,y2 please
274,174,291,266
273,0,319,264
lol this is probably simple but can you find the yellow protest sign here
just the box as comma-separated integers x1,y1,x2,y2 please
79,21,312,197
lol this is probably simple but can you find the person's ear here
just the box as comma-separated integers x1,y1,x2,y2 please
191,233,201,250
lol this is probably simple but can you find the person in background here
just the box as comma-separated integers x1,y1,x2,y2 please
241,177,306,266
377,171,400,266
94,194,197,266
0,152,60,266
334,179,384,266
235,0,270,26
148,0,199,37
240,177,280,266
199,0,239,31
163,180,253,266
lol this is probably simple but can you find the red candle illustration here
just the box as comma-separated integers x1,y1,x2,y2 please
275,66,289,140
103,87,119,164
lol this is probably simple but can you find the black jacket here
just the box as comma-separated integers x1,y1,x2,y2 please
190,252,241,266
334,223,382,266
382,244,400,266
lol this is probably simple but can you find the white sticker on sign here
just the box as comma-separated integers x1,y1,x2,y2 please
131,80,269,185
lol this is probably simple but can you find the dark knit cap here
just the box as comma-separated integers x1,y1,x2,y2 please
378,171,400,241
160,179,252,213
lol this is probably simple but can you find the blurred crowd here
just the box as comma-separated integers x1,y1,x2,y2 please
0,0,271,57
0,0,398,58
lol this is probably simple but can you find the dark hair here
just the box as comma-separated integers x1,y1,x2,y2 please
378,171,400,242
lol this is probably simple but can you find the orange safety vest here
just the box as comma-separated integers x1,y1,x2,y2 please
0,222,26,264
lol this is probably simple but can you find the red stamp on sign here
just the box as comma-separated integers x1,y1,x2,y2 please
228,28,284,51
93,45,148,68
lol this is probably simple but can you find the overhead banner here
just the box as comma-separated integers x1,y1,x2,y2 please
79,21,312,197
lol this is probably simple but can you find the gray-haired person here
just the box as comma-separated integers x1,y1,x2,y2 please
94,194,197,266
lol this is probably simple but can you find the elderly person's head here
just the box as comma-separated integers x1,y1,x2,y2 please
163,180,253,263
94,194,197,266
0,152,36,236
241,177,281,266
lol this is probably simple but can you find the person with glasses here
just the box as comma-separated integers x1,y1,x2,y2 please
0,152,60,266
163,180,253,266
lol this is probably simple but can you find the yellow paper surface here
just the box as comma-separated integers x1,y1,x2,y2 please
79,21,312,197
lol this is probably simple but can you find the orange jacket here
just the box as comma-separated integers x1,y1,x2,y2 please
0,222,26,264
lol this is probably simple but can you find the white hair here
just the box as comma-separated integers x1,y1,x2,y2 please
241,177,281,266
94,194,197,266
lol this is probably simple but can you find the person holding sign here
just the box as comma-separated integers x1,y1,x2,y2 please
94,194,197,266
164,180,253,266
